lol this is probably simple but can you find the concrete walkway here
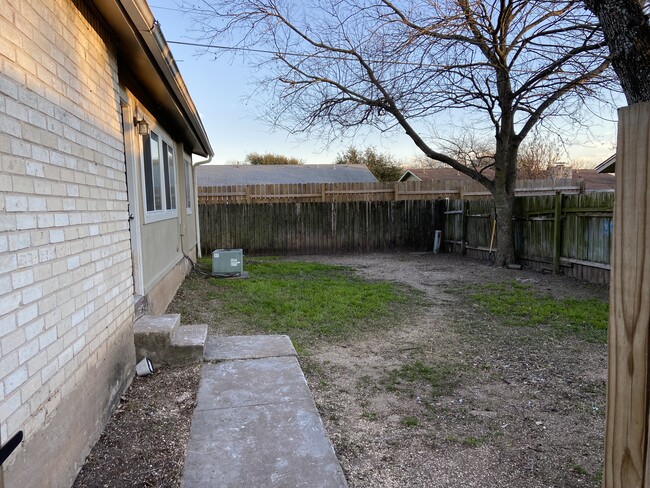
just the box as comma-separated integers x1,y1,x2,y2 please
181,335,348,487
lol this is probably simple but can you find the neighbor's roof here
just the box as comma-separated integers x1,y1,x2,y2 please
91,0,213,157
400,167,615,191
573,169,616,191
595,154,616,174
197,164,378,186
399,167,494,182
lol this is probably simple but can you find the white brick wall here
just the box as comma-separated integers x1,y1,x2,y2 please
0,0,134,451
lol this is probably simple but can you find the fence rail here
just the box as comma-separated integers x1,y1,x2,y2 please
198,178,583,204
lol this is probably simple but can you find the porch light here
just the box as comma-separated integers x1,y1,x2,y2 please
135,118,150,136
134,111,150,136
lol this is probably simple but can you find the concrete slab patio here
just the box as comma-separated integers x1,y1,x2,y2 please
181,335,348,488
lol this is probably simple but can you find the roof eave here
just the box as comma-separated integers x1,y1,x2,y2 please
90,0,213,157
398,170,419,182
595,154,616,174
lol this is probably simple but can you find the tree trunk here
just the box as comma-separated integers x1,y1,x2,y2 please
493,190,516,267
492,130,519,267
584,0,650,104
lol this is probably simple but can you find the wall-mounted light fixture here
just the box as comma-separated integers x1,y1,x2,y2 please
134,112,150,136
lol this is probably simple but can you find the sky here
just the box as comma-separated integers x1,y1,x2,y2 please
149,2,620,168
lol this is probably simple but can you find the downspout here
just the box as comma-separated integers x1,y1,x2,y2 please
193,155,213,258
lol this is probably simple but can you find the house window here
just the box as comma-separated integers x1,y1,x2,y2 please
163,142,176,210
184,159,192,214
142,128,178,223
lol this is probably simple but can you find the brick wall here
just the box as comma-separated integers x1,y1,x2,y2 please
0,0,135,485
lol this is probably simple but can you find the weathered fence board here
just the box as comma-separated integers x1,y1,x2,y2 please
198,179,581,204
200,200,437,256
443,192,613,282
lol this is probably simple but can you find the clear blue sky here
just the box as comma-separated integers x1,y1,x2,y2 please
149,2,619,167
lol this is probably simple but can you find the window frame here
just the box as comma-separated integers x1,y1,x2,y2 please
140,122,179,224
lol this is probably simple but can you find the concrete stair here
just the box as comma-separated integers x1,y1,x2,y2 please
133,314,208,367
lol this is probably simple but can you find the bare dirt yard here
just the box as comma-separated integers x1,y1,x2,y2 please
293,253,607,488
75,253,607,487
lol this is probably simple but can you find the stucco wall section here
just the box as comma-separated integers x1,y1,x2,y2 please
0,0,135,485
181,154,197,254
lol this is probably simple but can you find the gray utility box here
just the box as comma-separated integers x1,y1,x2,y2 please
212,249,243,276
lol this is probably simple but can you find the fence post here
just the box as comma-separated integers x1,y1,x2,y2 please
460,200,467,256
394,184,399,201
553,191,562,274
604,102,650,488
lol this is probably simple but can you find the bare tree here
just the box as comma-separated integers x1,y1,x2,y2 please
436,132,497,174
189,0,614,265
335,147,403,181
517,136,563,178
245,152,304,164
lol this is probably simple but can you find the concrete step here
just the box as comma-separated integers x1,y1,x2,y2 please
170,324,209,365
133,314,181,366
134,315,208,367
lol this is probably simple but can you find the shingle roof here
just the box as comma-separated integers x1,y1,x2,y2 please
572,169,616,191
197,164,378,186
399,167,494,182
400,167,615,191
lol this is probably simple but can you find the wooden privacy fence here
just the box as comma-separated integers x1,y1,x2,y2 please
200,200,438,256
198,178,583,204
443,192,614,283
198,178,611,283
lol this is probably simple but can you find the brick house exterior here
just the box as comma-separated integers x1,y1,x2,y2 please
0,1,212,486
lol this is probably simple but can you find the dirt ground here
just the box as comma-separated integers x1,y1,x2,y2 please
74,253,607,487
73,364,201,488
294,253,607,488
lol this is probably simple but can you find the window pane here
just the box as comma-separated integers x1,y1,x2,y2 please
185,160,192,209
143,134,154,211
163,142,176,210
163,142,171,209
168,145,176,210
151,132,162,211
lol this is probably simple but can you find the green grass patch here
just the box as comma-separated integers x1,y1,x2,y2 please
383,360,464,399
571,464,589,477
594,468,603,482
461,436,485,448
401,416,420,427
361,411,379,421
467,281,608,343
198,257,416,348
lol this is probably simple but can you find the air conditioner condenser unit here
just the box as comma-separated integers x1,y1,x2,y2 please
211,249,243,277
